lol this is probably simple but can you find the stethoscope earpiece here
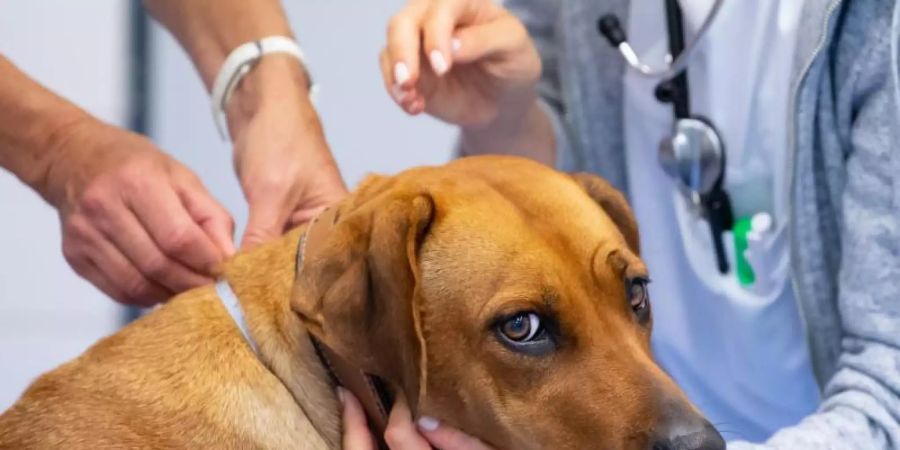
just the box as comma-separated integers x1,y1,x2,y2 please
597,0,724,79
597,14,627,47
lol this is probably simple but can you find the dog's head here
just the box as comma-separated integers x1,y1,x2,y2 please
292,156,723,450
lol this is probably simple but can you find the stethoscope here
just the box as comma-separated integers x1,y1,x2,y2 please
599,0,734,274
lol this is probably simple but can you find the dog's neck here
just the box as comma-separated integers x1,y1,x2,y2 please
221,226,342,448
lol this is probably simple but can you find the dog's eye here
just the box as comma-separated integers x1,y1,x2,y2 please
628,278,650,313
494,312,556,356
500,313,542,342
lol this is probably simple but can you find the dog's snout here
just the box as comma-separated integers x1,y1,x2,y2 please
648,391,725,450
651,419,724,450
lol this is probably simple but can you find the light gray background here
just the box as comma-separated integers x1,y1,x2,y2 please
0,1,455,409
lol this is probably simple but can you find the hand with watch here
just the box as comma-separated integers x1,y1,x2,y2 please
144,0,348,248
211,36,347,250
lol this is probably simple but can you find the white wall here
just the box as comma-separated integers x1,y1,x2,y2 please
1,1,455,410
0,1,130,410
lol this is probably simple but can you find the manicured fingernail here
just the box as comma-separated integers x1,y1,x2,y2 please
429,50,448,75
412,98,426,114
394,62,410,85
391,85,405,102
336,387,346,405
417,416,440,432
451,38,462,53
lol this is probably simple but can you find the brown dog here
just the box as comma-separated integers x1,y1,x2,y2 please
0,156,724,449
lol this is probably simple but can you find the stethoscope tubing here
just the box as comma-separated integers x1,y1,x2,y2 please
601,0,724,79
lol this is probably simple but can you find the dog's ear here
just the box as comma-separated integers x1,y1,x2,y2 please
291,175,434,411
571,172,640,254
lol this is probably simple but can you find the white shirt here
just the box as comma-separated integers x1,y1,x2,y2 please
623,0,820,442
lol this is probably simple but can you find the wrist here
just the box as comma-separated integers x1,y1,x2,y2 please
460,90,539,142
224,55,313,141
460,93,556,165
464,87,538,131
38,114,106,208
19,108,95,206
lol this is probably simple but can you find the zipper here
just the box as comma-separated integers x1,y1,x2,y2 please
786,0,843,384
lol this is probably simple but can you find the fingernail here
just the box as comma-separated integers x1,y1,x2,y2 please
451,38,462,53
429,50,448,75
391,85,405,102
336,387,346,405
417,416,440,432
412,98,426,114
394,62,411,85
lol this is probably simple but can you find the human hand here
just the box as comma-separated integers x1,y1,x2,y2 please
43,119,234,306
225,56,347,249
340,388,494,450
380,0,541,128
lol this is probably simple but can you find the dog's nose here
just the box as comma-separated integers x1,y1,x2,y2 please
651,419,725,450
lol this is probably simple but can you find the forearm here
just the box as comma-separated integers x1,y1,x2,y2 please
144,0,313,142
459,96,556,166
728,346,899,449
142,0,294,90
0,55,92,202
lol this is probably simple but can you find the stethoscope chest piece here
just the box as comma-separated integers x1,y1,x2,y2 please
658,117,724,207
658,116,734,274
